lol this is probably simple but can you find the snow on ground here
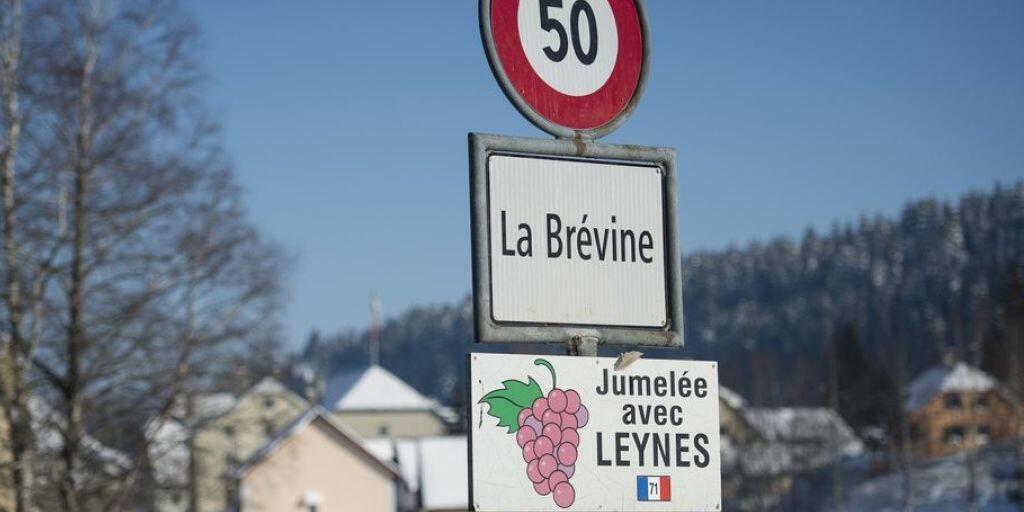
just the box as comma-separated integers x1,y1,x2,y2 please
367,436,468,511
846,443,1019,511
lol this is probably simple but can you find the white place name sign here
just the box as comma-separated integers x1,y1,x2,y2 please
487,154,668,328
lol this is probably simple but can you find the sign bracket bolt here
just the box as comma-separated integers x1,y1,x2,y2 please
566,335,598,357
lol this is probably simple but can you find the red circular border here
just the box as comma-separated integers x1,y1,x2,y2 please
491,0,644,131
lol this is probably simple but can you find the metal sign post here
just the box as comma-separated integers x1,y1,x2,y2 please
468,1,721,510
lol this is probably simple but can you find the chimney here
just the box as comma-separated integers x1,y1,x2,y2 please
941,350,958,368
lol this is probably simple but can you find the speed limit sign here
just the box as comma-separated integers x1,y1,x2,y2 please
480,0,650,139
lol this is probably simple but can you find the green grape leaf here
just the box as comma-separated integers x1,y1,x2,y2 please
479,377,543,434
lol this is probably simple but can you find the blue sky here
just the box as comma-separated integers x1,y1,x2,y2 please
185,1,1024,349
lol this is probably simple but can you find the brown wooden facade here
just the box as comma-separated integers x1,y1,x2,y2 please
908,387,1020,459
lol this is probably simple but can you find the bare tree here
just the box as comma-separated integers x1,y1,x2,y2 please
888,319,915,512
962,306,988,512
8,1,286,510
1,3,75,511
0,1,32,510
827,330,844,510
1004,267,1023,510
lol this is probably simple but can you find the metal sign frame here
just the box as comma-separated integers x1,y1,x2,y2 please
469,133,684,348
479,0,652,140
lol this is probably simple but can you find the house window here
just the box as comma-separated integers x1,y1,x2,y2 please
223,425,235,438
263,396,276,409
944,393,963,409
943,425,965,445
977,426,991,444
974,395,989,410
263,421,276,438
909,423,920,441
302,490,323,512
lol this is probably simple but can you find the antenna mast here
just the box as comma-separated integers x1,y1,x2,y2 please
369,292,382,366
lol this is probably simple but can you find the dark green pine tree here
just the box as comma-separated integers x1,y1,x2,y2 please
828,324,900,435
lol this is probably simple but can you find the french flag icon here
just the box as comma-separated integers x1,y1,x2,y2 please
637,475,672,502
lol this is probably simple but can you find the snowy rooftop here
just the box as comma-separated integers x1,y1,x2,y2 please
147,376,309,486
27,396,131,477
162,376,306,426
233,406,399,480
190,393,237,420
745,407,865,459
322,365,437,411
720,385,746,410
367,436,468,511
146,419,190,487
905,362,997,412
720,436,796,477
249,376,298,397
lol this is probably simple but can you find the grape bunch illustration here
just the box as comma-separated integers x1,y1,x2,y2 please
479,359,589,509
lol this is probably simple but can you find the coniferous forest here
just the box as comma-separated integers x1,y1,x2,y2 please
299,182,1024,436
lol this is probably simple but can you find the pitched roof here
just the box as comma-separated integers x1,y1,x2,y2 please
720,435,795,477
146,418,190,487
905,362,997,412
146,376,310,486
189,392,237,420
26,396,131,475
165,376,308,426
366,436,468,511
745,407,865,458
249,376,297,396
232,406,400,480
232,375,310,417
322,365,436,411
719,385,747,410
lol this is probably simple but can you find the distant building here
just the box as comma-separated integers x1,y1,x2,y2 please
367,436,469,512
905,361,1020,459
148,376,310,512
719,386,762,445
744,407,865,471
232,407,407,512
719,386,865,511
321,365,455,439
719,386,791,510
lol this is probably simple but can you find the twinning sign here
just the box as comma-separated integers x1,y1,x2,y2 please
469,1,720,510
469,354,721,511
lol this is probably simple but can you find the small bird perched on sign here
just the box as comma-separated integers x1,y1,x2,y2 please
614,351,643,371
